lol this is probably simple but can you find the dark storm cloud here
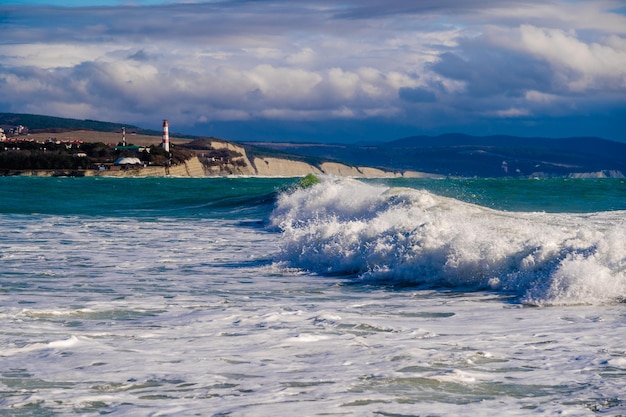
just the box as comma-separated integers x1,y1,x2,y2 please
399,87,437,103
0,2,324,44
325,0,544,19
432,49,552,98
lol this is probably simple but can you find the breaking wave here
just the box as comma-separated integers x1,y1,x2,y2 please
271,177,626,305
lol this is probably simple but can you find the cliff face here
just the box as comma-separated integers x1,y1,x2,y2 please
203,141,255,176
2,134,435,178
253,157,323,177
187,139,432,178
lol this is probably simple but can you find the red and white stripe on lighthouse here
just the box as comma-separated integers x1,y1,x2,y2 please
162,120,170,153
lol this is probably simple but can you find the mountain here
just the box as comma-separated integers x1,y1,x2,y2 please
251,133,626,178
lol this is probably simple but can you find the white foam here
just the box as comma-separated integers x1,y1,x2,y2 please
272,177,626,305
2,182,625,416
1,335,83,357
47,335,81,348
285,333,331,343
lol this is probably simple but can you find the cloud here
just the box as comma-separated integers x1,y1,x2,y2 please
286,47,316,65
0,0,625,142
128,49,151,62
492,107,531,118
398,87,437,103
517,25,626,91
326,0,541,19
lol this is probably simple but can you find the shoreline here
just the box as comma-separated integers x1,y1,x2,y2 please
0,156,438,179
4,130,438,179
2,164,621,179
5,131,622,179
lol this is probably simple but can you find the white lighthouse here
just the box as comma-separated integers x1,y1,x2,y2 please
162,120,170,152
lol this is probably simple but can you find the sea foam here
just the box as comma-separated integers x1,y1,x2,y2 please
271,177,626,305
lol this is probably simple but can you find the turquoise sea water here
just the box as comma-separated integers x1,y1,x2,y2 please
2,177,625,217
1,176,625,416
0,177,290,219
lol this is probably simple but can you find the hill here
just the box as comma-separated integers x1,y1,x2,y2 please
2,113,624,178
0,113,420,178
253,133,626,178
0,113,196,138
1,112,142,134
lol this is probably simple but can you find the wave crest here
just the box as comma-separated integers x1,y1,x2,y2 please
271,177,626,305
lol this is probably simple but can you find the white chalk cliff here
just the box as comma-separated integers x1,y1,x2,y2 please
178,139,434,178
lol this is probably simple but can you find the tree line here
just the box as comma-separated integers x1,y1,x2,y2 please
0,141,193,171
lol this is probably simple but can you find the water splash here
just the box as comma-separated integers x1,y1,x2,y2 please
272,177,626,305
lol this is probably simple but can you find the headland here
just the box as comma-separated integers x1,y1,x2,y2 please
1,129,432,178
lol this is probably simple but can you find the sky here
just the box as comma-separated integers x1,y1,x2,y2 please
0,0,625,143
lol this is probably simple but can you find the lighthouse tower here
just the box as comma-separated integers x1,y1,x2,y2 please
162,120,170,153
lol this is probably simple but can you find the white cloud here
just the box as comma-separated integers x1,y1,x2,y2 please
245,64,323,100
494,107,530,118
477,1,626,35
525,90,557,103
327,67,360,99
518,25,626,90
0,43,111,68
286,48,316,65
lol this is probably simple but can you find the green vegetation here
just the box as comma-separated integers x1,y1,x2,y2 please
0,140,193,172
0,112,139,134
0,152,86,171
0,112,198,172
0,140,87,170
0,113,197,138
299,173,320,188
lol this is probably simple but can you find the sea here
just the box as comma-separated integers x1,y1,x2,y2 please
1,175,625,417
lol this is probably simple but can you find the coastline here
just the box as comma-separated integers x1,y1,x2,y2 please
3,131,438,178
1,155,436,178
3,157,620,179
5,130,621,179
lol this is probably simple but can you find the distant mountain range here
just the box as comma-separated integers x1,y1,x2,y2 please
250,133,626,178
2,113,624,178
